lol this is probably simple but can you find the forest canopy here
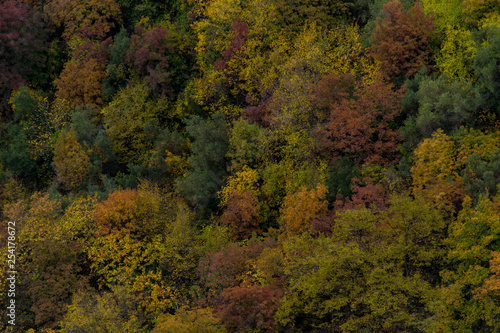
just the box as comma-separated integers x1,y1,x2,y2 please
2,0,500,331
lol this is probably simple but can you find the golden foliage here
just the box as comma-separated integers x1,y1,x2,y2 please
280,184,328,235
218,166,259,207
53,128,91,191
152,306,227,333
455,127,500,165
101,82,160,163
411,129,459,193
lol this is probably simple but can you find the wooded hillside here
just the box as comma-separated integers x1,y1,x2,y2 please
2,0,500,331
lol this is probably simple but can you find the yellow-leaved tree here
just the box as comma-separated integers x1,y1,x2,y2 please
101,82,164,164
411,129,464,214
88,183,200,321
462,0,500,28
435,26,477,81
53,128,91,191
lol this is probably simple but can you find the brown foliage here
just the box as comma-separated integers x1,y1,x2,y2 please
198,239,278,292
309,73,355,122
315,80,403,166
215,283,284,333
53,11,113,108
0,0,46,118
414,180,465,217
369,1,435,81
198,238,283,332
474,251,500,300
214,19,249,72
342,178,390,211
127,25,175,96
53,128,91,191
23,239,89,328
44,0,121,41
221,190,261,240
280,184,329,235
55,56,108,108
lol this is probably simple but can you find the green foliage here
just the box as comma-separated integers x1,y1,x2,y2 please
120,127,190,187
462,0,500,29
61,287,143,332
5,87,72,187
273,0,351,35
103,27,131,98
116,0,185,26
6,0,500,330
1,124,39,183
176,113,229,212
420,0,464,32
462,150,500,203
473,27,500,118
436,26,477,81
381,195,447,281
325,157,360,203
400,75,476,147
226,118,266,173
431,196,500,332
127,23,195,98
69,107,115,190
277,196,445,331
102,82,162,164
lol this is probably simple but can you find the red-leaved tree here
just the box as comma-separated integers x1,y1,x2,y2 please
369,1,435,81
215,283,283,332
127,25,175,96
315,79,403,166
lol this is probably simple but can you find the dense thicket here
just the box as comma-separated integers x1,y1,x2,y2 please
2,0,500,331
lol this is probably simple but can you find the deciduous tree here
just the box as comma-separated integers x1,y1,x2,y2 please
280,184,329,235
221,190,261,240
215,283,283,332
0,0,47,118
315,79,403,166
127,24,193,97
55,38,112,108
53,128,91,191
152,306,226,333
45,0,121,41
101,82,161,164
370,1,435,82
431,196,500,331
